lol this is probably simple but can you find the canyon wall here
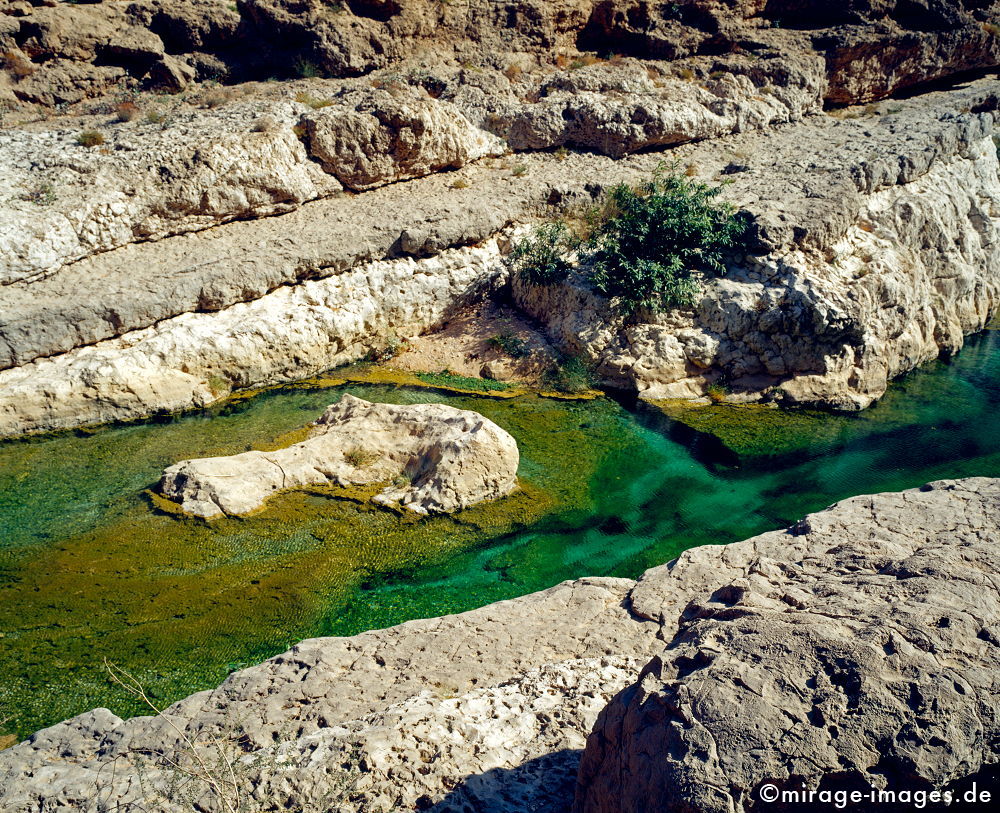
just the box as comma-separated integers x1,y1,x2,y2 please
0,0,997,433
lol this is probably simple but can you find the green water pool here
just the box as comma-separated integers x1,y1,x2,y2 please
1,330,998,740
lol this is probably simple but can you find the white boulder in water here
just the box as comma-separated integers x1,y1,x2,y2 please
158,394,519,517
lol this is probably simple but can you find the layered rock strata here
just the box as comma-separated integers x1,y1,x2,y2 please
515,81,1000,410
1,81,997,436
0,236,509,437
159,394,520,517
0,478,996,811
0,59,816,285
0,89,503,284
3,0,997,106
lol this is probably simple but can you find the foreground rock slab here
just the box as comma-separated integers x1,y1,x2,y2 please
0,478,996,812
576,477,1000,811
159,394,520,517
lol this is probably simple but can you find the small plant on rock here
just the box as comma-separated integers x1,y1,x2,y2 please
295,58,322,79
506,221,577,286
76,130,105,147
705,382,729,403
582,165,746,314
115,101,141,122
294,91,334,109
343,447,381,468
488,331,530,359
202,89,231,109
19,183,55,205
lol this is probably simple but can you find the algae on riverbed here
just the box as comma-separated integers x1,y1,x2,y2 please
0,385,627,738
1,330,999,741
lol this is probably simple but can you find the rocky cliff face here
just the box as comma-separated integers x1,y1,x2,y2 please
0,0,997,433
3,1,997,106
515,81,1000,409
0,478,996,811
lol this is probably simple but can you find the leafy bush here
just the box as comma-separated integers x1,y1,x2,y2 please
583,168,745,314
509,168,745,316
487,331,530,359
506,221,576,286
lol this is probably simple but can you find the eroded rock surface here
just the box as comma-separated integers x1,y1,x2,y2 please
516,80,1000,410
2,79,998,436
0,478,996,812
0,235,510,438
0,2,997,433
159,394,520,517
575,477,1000,812
5,0,995,107
302,87,505,191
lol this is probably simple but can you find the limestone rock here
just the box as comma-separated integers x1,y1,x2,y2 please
302,89,506,191
499,55,824,156
514,79,1000,411
0,81,998,436
0,236,511,439
0,574,663,812
0,99,341,285
3,0,997,111
159,394,520,516
574,477,1000,812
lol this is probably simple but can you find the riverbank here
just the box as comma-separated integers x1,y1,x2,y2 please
2,476,997,811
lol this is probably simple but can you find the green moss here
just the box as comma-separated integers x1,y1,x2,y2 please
649,399,853,458
415,370,518,393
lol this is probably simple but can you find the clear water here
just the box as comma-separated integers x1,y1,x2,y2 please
0,330,997,739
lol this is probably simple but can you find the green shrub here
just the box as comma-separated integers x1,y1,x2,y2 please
583,167,745,314
487,332,530,359
76,130,105,147
542,354,593,394
506,221,576,286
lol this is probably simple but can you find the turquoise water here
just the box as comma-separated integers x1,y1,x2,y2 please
0,330,998,739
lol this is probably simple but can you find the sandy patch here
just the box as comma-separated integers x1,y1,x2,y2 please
392,301,559,385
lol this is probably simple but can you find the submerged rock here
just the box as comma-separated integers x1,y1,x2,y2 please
158,394,519,517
